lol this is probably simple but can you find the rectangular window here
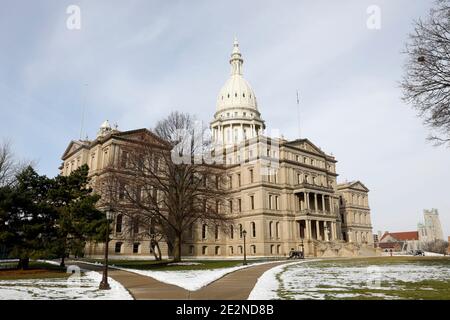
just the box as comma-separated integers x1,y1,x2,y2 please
249,169,254,183
119,183,125,200
250,195,255,210
275,196,279,210
121,151,128,168
269,195,273,209
229,200,233,213
237,173,241,187
133,243,140,254
238,199,242,212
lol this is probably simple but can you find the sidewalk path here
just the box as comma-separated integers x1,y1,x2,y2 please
71,260,290,300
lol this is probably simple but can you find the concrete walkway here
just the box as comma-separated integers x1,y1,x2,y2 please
71,260,289,300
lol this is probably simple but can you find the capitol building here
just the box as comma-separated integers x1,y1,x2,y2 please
60,39,375,258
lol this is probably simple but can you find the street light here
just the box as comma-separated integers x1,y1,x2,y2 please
242,229,247,266
99,210,113,290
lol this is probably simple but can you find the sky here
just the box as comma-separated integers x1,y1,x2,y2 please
0,0,449,237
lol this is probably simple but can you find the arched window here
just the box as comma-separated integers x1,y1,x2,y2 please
277,245,281,254
270,245,274,254
239,224,243,238
215,225,219,240
215,246,220,255
133,243,140,254
251,245,256,254
230,225,234,239
238,245,243,254
202,224,207,240
202,246,208,255
114,242,122,254
251,222,256,237
115,214,123,233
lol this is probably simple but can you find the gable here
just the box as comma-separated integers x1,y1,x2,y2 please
113,129,169,148
61,141,87,160
285,138,325,156
349,181,369,192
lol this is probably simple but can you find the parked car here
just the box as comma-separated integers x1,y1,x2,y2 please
413,250,425,256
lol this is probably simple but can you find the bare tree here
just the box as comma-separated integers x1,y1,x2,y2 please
0,140,15,187
97,112,231,262
401,0,450,146
0,140,36,187
422,239,449,255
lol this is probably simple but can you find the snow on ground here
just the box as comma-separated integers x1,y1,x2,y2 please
0,271,133,300
116,261,279,291
248,260,317,300
249,259,450,300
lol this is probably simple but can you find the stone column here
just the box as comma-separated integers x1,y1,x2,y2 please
230,124,233,144
306,220,311,239
305,192,309,209
322,195,326,213
324,222,329,241
316,220,320,240
314,194,318,212
331,222,337,240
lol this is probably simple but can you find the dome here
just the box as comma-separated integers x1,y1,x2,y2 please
100,120,111,129
215,38,258,112
216,75,257,111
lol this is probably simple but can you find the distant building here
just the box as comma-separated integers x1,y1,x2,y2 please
373,234,379,246
379,231,420,252
418,209,444,242
448,236,450,255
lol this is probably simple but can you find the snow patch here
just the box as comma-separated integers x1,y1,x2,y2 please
0,271,133,300
117,261,280,291
249,259,450,300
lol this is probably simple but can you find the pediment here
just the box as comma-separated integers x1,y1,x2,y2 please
114,129,169,148
348,181,369,192
285,138,325,156
61,141,87,159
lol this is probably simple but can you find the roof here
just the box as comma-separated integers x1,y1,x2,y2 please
337,180,369,192
380,231,419,242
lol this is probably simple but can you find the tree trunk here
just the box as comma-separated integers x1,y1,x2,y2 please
155,242,162,261
173,232,182,262
18,257,29,270
60,256,65,268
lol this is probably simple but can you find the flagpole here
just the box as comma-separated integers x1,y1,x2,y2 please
296,91,301,139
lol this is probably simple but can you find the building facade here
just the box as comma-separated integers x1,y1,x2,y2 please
418,209,444,242
60,39,375,258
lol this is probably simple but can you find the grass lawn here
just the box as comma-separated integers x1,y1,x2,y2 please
81,258,281,271
275,256,450,300
0,262,69,281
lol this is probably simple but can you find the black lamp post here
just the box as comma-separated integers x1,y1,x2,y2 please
242,229,247,265
99,210,113,290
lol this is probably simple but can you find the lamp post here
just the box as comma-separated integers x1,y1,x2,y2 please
99,210,113,290
242,230,247,265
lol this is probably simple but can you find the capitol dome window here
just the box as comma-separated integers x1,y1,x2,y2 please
235,93,238,97
243,93,245,97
